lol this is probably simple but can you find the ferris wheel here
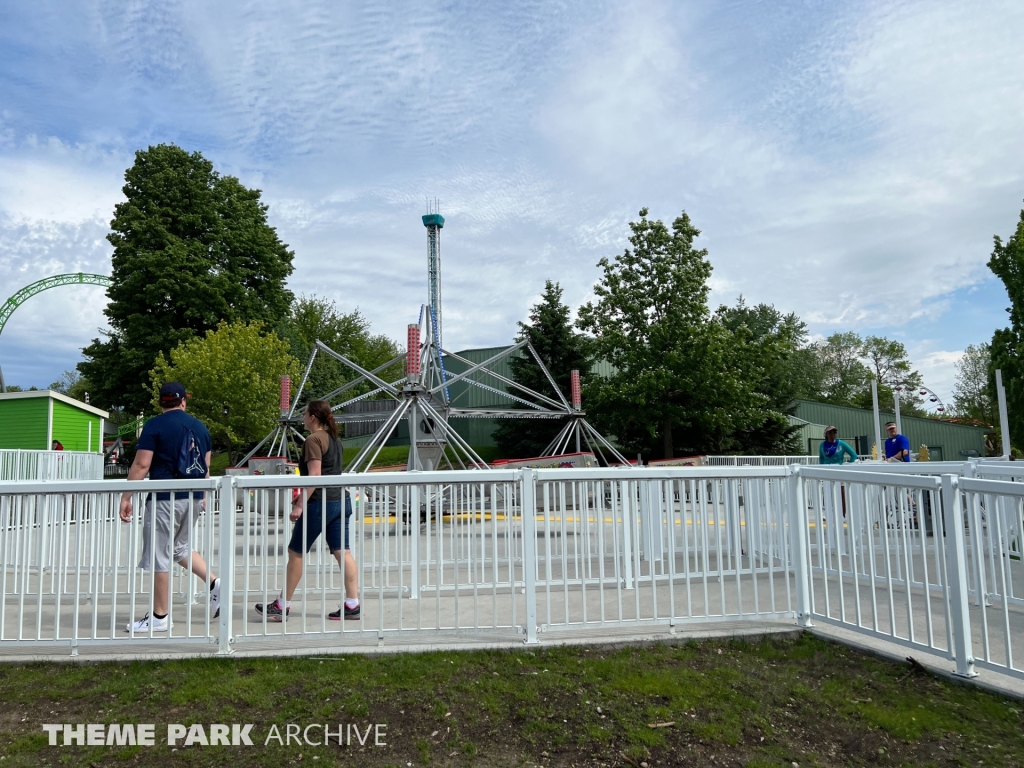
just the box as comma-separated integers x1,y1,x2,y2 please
894,381,946,414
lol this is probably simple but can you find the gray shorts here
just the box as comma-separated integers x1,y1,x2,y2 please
138,497,205,573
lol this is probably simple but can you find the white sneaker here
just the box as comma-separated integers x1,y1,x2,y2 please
125,613,169,633
209,578,221,619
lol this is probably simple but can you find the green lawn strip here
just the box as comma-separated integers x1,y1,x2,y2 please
0,634,1020,767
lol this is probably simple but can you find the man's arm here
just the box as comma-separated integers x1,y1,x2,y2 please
119,450,154,522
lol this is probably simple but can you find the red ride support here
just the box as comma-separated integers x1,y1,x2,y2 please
570,370,581,411
280,376,291,417
407,325,422,376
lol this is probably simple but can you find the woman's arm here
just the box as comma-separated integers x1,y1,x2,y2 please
842,441,858,463
291,460,322,521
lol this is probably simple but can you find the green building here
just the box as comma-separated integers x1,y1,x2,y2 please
791,399,989,461
0,390,108,452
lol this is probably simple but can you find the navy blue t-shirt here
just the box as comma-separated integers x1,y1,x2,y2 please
884,434,911,462
136,410,212,499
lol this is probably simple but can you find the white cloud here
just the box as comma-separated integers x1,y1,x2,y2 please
0,140,125,225
911,346,964,412
1,0,1022,390
538,0,1024,335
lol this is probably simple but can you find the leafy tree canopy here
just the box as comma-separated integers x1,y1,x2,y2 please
988,208,1024,451
493,281,592,458
714,298,805,454
149,321,299,463
952,343,995,424
577,209,772,459
80,144,295,415
48,370,92,404
275,295,404,409
795,332,926,415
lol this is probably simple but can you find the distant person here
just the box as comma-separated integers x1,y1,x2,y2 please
119,383,220,633
255,400,359,622
884,421,911,462
51,440,63,451
819,426,857,465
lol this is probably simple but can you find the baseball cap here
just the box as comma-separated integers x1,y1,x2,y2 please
159,382,187,405
824,425,837,436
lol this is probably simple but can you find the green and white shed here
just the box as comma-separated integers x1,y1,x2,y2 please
0,390,108,452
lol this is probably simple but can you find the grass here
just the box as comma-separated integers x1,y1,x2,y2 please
0,634,1022,766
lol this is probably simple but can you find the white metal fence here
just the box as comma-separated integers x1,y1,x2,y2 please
704,455,819,466
0,463,1021,687
795,466,1024,681
0,478,223,652
0,449,104,481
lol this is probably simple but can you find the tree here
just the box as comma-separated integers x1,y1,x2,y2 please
577,209,763,459
48,370,92,404
807,332,871,406
988,207,1024,451
795,332,926,414
952,343,996,423
855,335,924,414
149,321,299,463
275,295,404,409
714,298,805,454
493,281,593,458
79,144,295,415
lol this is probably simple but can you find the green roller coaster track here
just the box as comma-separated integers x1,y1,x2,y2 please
0,272,112,393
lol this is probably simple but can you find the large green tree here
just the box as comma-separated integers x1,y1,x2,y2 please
714,299,805,454
80,144,295,414
952,343,995,422
853,335,925,414
804,332,871,405
149,321,299,463
577,209,763,459
988,208,1024,452
492,281,592,458
795,332,926,414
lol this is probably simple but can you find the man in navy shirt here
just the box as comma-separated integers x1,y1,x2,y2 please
118,383,220,633
884,421,911,462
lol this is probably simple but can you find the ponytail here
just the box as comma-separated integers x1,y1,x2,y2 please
305,400,339,439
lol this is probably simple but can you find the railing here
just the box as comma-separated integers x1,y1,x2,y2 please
0,449,104,481
0,465,1020,687
0,477,223,652
704,455,819,466
796,466,1024,681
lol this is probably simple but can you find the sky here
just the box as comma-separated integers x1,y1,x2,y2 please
1,0,1022,410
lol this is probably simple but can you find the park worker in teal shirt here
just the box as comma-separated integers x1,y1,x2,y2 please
819,426,858,465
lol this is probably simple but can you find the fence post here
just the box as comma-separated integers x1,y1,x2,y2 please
217,476,235,656
788,466,813,627
638,479,650,561
941,474,977,677
520,469,540,644
409,483,420,599
621,480,635,590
